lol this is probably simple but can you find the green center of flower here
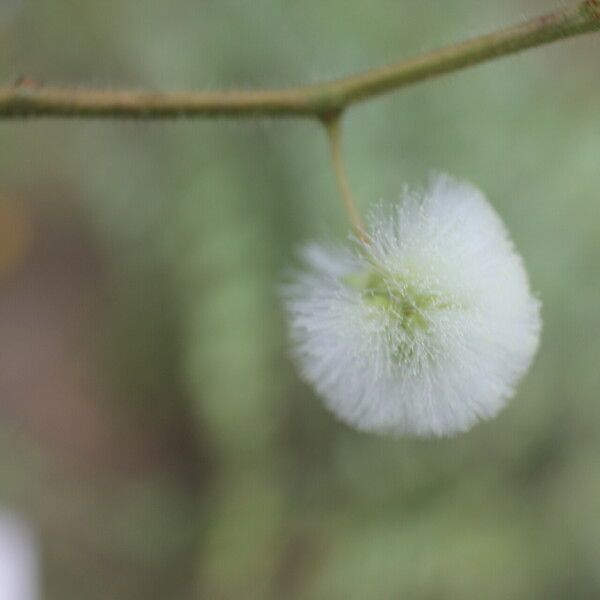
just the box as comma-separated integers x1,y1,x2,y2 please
343,267,459,365
343,268,448,332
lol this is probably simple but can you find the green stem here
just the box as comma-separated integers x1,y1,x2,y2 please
1,1,598,120
324,116,369,242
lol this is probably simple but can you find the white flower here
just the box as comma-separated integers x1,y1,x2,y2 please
284,174,541,437
0,510,39,600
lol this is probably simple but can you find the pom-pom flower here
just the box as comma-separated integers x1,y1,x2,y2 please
284,174,541,437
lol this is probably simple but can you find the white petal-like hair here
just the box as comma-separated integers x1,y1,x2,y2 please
283,174,541,437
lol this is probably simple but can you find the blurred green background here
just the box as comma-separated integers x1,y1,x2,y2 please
1,1,599,598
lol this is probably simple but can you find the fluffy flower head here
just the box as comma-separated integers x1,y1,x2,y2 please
284,175,541,437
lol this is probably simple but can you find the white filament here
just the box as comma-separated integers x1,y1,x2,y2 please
284,174,541,437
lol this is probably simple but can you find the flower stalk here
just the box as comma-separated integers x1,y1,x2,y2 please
323,116,369,243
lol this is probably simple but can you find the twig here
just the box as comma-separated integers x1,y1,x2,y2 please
1,1,598,120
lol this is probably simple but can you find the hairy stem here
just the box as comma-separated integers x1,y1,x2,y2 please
1,1,598,120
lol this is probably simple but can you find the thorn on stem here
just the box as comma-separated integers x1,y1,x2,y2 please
13,76,42,90
319,109,343,126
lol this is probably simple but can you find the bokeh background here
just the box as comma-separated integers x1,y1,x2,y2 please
1,1,599,598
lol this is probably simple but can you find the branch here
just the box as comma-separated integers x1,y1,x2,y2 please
1,0,599,120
